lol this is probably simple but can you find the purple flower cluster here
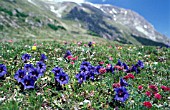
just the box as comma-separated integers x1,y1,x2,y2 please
76,61,109,84
14,54,47,90
76,61,97,84
114,59,144,74
0,64,7,78
52,67,69,85
128,60,144,74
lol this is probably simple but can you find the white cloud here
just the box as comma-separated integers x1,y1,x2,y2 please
54,0,86,3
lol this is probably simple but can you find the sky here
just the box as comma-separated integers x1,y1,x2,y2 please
55,0,170,37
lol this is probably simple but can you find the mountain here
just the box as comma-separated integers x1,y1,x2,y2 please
0,0,169,46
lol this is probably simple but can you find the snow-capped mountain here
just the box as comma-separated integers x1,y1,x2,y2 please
0,0,169,46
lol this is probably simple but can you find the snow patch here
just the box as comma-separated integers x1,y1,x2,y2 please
144,25,148,29
136,26,156,40
27,0,37,6
112,8,117,14
136,26,149,36
50,5,66,18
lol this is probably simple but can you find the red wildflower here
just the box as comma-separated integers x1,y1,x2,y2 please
99,68,106,74
161,86,170,92
67,55,73,60
138,85,143,91
112,83,121,88
154,93,162,100
145,91,152,97
127,73,135,79
149,85,158,94
70,62,74,65
143,101,152,108
71,56,78,61
123,75,129,80
99,61,104,65
114,65,123,70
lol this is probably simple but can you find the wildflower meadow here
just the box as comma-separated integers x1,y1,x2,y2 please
0,40,170,109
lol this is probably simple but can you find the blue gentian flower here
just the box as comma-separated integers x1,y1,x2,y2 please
95,65,102,74
21,75,35,90
52,67,63,76
55,72,69,85
88,71,95,81
137,60,144,69
22,54,31,63
81,61,91,67
116,59,123,66
76,72,86,84
114,87,129,102
29,68,43,80
36,61,46,73
88,42,92,47
14,69,26,83
106,64,114,73
24,64,34,72
40,54,47,61
120,78,128,87
123,63,129,71
131,65,140,73
80,65,89,72
64,50,72,59
0,64,7,78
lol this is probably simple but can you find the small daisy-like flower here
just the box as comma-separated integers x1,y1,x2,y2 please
55,72,69,85
114,87,129,102
32,46,36,51
14,69,26,83
0,64,7,78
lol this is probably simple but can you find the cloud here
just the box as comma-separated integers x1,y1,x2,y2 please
54,0,86,3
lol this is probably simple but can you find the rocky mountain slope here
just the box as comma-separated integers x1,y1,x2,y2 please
0,0,169,46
